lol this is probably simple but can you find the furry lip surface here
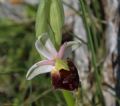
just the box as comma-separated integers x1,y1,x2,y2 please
51,59,80,91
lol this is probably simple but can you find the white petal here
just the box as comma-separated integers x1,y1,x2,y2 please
59,41,81,59
35,38,53,59
45,39,57,56
57,42,66,59
26,61,54,80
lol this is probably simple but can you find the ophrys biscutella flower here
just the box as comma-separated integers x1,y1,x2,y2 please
26,34,80,91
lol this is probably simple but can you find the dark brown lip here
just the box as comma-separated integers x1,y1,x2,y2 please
51,59,80,91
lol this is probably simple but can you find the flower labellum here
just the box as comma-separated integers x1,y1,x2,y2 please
52,59,80,91
26,33,81,91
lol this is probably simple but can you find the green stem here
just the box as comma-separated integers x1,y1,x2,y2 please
62,90,75,106
92,0,101,19
83,0,99,52
79,0,105,105
29,81,32,106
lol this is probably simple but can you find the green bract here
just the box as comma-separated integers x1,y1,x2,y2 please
36,0,64,49
36,0,51,38
50,0,64,48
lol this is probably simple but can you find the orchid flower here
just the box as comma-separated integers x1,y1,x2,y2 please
26,33,80,91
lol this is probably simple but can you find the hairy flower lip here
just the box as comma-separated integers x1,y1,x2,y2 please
51,59,80,91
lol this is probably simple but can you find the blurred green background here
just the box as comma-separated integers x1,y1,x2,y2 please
0,1,65,106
